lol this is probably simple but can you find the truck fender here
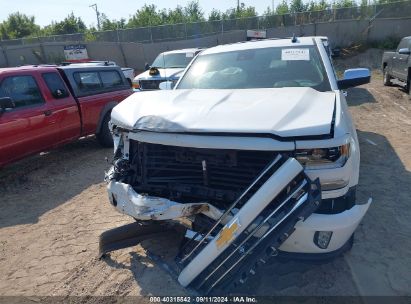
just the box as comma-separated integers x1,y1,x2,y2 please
96,101,118,134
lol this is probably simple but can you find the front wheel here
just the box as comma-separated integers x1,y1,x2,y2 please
383,67,392,86
96,113,113,147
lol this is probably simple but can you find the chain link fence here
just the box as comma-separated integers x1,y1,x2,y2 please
1,0,410,47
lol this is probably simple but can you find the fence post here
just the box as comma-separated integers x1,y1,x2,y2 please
118,42,128,67
1,45,10,67
39,43,47,64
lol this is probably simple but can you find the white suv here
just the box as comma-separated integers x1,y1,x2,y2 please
132,48,203,91
105,36,372,292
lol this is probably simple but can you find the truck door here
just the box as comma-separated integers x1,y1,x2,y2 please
0,75,59,166
393,39,410,81
41,72,81,145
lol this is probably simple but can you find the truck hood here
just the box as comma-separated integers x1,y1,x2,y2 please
134,68,184,81
111,88,336,138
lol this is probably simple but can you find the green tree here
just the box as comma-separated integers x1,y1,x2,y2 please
308,0,330,11
333,0,357,8
208,8,222,21
289,0,309,13
184,1,205,22
0,12,40,40
164,6,186,24
276,0,290,14
127,4,163,27
223,2,258,19
42,13,86,35
100,13,126,30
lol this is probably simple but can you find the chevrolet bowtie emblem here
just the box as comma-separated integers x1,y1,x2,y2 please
216,218,241,249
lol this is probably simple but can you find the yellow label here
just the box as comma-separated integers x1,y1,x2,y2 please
216,219,240,249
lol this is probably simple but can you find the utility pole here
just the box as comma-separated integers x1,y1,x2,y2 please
90,4,101,30
272,0,275,14
237,0,240,12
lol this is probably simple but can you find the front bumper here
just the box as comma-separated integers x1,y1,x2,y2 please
279,197,372,253
108,181,223,221
108,181,371,255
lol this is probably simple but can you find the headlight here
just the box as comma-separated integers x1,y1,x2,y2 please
295,143,350,169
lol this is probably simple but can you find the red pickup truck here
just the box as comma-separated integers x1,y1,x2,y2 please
0,65,133,167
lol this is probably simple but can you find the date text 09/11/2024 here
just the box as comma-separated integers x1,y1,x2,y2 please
149,296,257,303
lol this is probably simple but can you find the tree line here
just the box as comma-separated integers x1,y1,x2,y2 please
0,0,401,40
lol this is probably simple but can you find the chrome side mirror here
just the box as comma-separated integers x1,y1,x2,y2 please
398,48,411,55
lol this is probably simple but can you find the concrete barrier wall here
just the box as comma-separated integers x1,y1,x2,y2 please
3,44,43,67
267,24,316,39
315,19,369,47
121,42,147,71
86,42,127,67
368,17,411,43
0,18,410,70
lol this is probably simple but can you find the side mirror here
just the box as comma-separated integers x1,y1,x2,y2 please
0,97,15,113
398,48,411,55
159,81,174,90
144,63,150,71
337,68,371,90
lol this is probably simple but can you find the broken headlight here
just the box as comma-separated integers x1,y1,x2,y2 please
295,143,350,169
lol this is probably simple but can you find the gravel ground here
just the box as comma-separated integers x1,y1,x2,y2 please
0,72,410,299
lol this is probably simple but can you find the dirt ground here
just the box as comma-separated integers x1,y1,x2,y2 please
0,72,410,299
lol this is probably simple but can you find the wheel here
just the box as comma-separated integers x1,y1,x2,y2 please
383,67,392,86
96,113,113,147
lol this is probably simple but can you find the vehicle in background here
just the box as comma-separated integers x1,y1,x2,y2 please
0,65,133,167
382,36,411,93
62,61,135,87
132,48,203,91
104,37,372,293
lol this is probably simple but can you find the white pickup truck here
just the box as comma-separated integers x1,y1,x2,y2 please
103,36,372,293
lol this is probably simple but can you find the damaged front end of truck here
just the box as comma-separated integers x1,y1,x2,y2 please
102,123,323,293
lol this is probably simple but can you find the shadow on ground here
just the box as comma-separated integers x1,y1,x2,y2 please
346,87,377,106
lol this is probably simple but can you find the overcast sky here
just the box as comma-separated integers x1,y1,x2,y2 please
0,0,276,27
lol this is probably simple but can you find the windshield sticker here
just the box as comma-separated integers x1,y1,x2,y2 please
186,52,194,58
281,48,310,61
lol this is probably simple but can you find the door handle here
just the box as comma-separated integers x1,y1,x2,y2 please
44,110,52,116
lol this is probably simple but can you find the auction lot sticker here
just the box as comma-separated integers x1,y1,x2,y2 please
282,48,310,61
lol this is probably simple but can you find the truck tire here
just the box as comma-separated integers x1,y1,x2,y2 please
383,66,392,86
96,113,113,147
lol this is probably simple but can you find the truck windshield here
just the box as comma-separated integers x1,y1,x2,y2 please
151,52,194,69
177,46,331,91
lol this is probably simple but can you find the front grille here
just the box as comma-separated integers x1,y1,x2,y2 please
139,79,162,90
129,141,285,206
